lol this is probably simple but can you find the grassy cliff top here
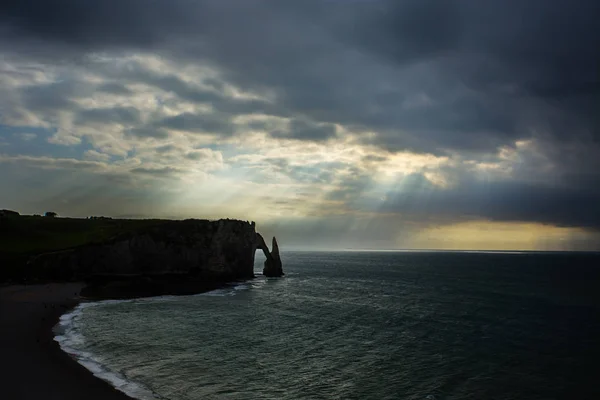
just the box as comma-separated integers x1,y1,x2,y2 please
0,215,169,255
0,214,256,283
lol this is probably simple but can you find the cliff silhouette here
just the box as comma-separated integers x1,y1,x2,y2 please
0,214,283,298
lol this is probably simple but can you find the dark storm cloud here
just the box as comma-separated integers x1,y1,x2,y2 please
125,127,169,139
271,120,337,142
3,0,598,148
355,0,600,145
157,113,235,135
76,107,141,125
1,0,600,231
97,83,132,95
0,0,194,49
20,81,87,112
107,66,288,118
375,174,600,229
350,0,461,63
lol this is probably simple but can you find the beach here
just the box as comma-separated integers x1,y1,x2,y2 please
0,283,132,400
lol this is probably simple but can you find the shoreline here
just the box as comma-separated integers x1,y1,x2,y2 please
1,283,136,400
1,280,252,399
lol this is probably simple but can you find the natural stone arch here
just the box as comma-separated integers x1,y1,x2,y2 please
255,233,284,277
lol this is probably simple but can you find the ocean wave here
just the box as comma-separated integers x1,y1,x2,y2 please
196,280,264,297
198,288,237,297
77,357,159,400
53,280,263,398
54,303,162,400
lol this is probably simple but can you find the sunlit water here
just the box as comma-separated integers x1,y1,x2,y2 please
55,251,600,399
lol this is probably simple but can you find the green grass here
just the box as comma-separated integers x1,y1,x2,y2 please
0,215,173,283
0,215,169,255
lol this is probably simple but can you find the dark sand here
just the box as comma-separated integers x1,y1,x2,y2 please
0,283,132,400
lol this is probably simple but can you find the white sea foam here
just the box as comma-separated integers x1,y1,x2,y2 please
53,281,263,399
199,288,236,297
250,279,268,289
54,302,161,400
77,357,159,400
196,281,257,297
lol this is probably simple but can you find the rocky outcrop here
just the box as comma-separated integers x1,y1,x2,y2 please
259,235,284,277
24,219,283,297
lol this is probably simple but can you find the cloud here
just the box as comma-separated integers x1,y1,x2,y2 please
19,81,81,114
270,119,337,142
130,166,182,176
4,1,596,154
15,132,36,141
0,0,599,248
155,144,179,154
126,127,170,139
83,149,111,162
158,112,235,135
97,82,132,95
76,106,141,126
375,174,600,229
0,154,107,171
185,149,220,162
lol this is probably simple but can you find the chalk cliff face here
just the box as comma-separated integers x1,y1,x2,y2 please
26,219,283,291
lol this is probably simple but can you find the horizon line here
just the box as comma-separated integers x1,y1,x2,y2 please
281,248,600,254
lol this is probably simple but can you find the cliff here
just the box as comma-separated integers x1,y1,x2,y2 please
15,218,283,298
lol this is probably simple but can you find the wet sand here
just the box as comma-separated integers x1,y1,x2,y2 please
0,283,132,400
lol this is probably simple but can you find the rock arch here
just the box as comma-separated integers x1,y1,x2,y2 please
255,233,284,277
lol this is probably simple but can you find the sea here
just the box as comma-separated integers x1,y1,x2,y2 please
54,251,600,400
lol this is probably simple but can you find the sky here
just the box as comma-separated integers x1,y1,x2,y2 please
1,0,599,251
